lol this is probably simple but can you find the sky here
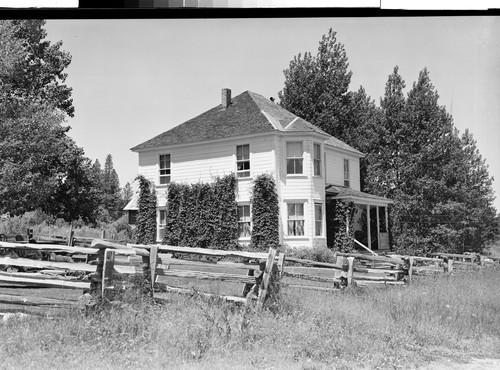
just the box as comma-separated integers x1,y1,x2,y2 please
43,17,500,211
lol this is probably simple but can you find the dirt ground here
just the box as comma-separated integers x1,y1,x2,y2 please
423,357,500,370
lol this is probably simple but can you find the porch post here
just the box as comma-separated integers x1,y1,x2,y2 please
385,206,389,232
376,205,380,249
367,204,371,250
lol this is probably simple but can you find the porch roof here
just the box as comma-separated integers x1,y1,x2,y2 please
325,185,393,206
123,195,139,211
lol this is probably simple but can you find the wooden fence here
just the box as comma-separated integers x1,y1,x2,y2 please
1,234,499,316
0,238,283,315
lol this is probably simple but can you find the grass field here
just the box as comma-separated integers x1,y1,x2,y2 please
1,266,499,369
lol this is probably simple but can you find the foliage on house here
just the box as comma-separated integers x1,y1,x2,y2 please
135,175,157,245
327,200,355,253
250,174,280,251
162,174,238,250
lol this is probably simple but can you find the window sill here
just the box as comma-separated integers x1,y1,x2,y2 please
237,176,252,181
286,174,308,179
284,236,309,240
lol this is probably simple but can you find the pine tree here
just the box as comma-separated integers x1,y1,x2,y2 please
102,154,121,220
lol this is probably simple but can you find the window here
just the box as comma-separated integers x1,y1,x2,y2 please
287,203,304,236
286,142,303,174
343,159,350,187
158,209,167,240
313,143,321,176
314,203,323,236
159,154,171,185
236,144,250,177
128,210,137,225
237,205,251,237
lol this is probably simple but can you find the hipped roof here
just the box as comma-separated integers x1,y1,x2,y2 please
131,90,362,155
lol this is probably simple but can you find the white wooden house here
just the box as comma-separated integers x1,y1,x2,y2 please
126,89,392,250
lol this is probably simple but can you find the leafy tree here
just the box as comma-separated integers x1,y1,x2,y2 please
0,20,73,118
374,68,498,254
135,175,157,245
0,20,100,223
121,182,134,207
279,28,353,140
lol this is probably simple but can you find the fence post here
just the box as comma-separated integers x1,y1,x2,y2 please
149,245,159,291
276,252,286,278
346,257,354,287
102,248,115,299
407,257,414,284
257,247,277,309
68,224,74,247
479,255,485,267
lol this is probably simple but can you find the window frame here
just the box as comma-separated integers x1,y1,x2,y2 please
159,154,171,185
343,158,350,187
237,204,251,238
236,144,251,178
287,202,305,237
158,209,167,241
313,142,322,177
286,141,304,175
314,203,323,237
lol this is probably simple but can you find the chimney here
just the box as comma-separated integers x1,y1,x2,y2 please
221,88,231,109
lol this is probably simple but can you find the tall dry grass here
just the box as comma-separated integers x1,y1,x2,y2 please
1,267,499,369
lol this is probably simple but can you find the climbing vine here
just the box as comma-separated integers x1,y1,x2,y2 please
163,174,238,250
327,200,355,253
135,175,157,245
250,174,280,251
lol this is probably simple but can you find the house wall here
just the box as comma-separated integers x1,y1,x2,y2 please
324,146,361,191
274,136,327,248
136,133,362,248
137,135,277,206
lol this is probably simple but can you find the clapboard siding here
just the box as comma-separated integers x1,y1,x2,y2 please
137,135,276,203
136,130,362,248
325,147,361,191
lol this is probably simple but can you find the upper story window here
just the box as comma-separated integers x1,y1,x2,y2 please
287,202,304,236
237,205,251,238
313,142,321,177
236,144,250,178
286,142,303,175
343,158,350,187
159,154,171,185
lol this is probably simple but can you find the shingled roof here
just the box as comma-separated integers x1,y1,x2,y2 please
131,90,360,154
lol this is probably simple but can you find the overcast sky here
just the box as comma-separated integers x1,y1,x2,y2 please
44,17,500,211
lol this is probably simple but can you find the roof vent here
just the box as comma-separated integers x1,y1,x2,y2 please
221,88,231,109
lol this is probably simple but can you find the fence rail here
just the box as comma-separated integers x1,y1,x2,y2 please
1,234,499,316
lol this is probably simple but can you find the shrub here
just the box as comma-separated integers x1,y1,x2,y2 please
135,175,157,245
250,174,280,251
163,174,238,250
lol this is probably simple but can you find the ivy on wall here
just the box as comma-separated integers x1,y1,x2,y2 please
163,174,238,250
326,200,355,253
251,174,280,251
135,175,157,245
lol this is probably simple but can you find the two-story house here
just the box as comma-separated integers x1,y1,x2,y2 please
125,89,392,250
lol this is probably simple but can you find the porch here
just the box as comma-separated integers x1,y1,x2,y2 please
325,185,393,252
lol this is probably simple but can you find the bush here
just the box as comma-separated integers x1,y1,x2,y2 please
250,174,280,251
163,174,238,250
